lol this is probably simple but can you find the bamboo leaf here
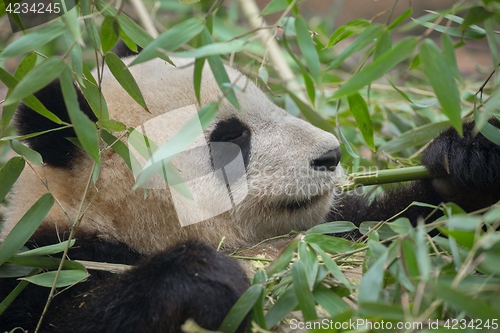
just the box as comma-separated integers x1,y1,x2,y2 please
0,193,54,266
10,141,42,165
101,16,120,54
60,67,101,164
0,68,64,126
327,19,371,47
420,39,462,134
17,240,75,257
331,37,418,99
105,53,148,110
219,285,263,333
131,18,204,65
347,92,374,151
173,40,246,58
4,57,67,106
14,53,37,80
0,22,65,60
265,287,298,328
295,17,320,82
292,260,317,321
328,24,383,69
23,270,88,288
0,157,25,203
306,221,357,234
358,244,388,303
97,0,154,48
261,0,289,15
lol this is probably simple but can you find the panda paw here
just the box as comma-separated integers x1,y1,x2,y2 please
421,119,500,210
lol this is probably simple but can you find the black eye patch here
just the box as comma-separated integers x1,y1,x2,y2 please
209,117,251,170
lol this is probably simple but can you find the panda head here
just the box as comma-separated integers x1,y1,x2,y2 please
4,56,342,254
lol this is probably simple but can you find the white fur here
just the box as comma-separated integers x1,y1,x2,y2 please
2,57,342,254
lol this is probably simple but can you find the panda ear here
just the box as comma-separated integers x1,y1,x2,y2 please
15,79,97,168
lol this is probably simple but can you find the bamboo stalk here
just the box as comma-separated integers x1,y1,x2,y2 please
342,165,431,191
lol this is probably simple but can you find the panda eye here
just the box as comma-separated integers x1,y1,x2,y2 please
210,117,251,144
209,117,252,168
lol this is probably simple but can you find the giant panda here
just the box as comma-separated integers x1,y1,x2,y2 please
1,46,500,332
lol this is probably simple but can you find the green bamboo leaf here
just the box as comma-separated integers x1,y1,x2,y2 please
193,58,206,104
105,53,148,110
179,0,201,4
282,36,316,104
17,240,75,257
331,37,418,99
80,64,109,119
387,8,412,30
328,24,383,69
200,29,240,109
327,18,371,47
173,40,246,58
373,29,392,59
97,0,154,49
101,16,120,54
0,157,25,203
358,244,388,303
286,91,334,132
309,243,352,290
0,22,65,60
0,68,64,126
461,6,492,31
303,233,362,254
379,121,451,154
4,57,67,106
295,17,320,82
401,238,419,280
60,67,101,164
420,39,462,134
23,270,89,288
441,34,462,83
312,284,350,316
261,0,289,15
65,32,84,85
291,260,317,321
80,0,101,50
61,7,83,46
131,18,204,65
101,130,141,172
266,240,297,276
0,276,31,315
339,128,359,158
265,286,298,328
306,221,357,234
8,255,85,271
298,242,318,289
14,53,37,80
219,284,263,333
433,282,500,320
347,93,374,151
0,193,54,266
10,141,42,165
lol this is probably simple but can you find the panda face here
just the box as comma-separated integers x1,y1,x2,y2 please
3,57,342,254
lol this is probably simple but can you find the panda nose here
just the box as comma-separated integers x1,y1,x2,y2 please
311,148,342,171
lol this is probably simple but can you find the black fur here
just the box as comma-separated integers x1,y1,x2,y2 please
113,40,142,58
15,80,97,168
209,116,252,169
329,120,500,238
0,229,250,333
